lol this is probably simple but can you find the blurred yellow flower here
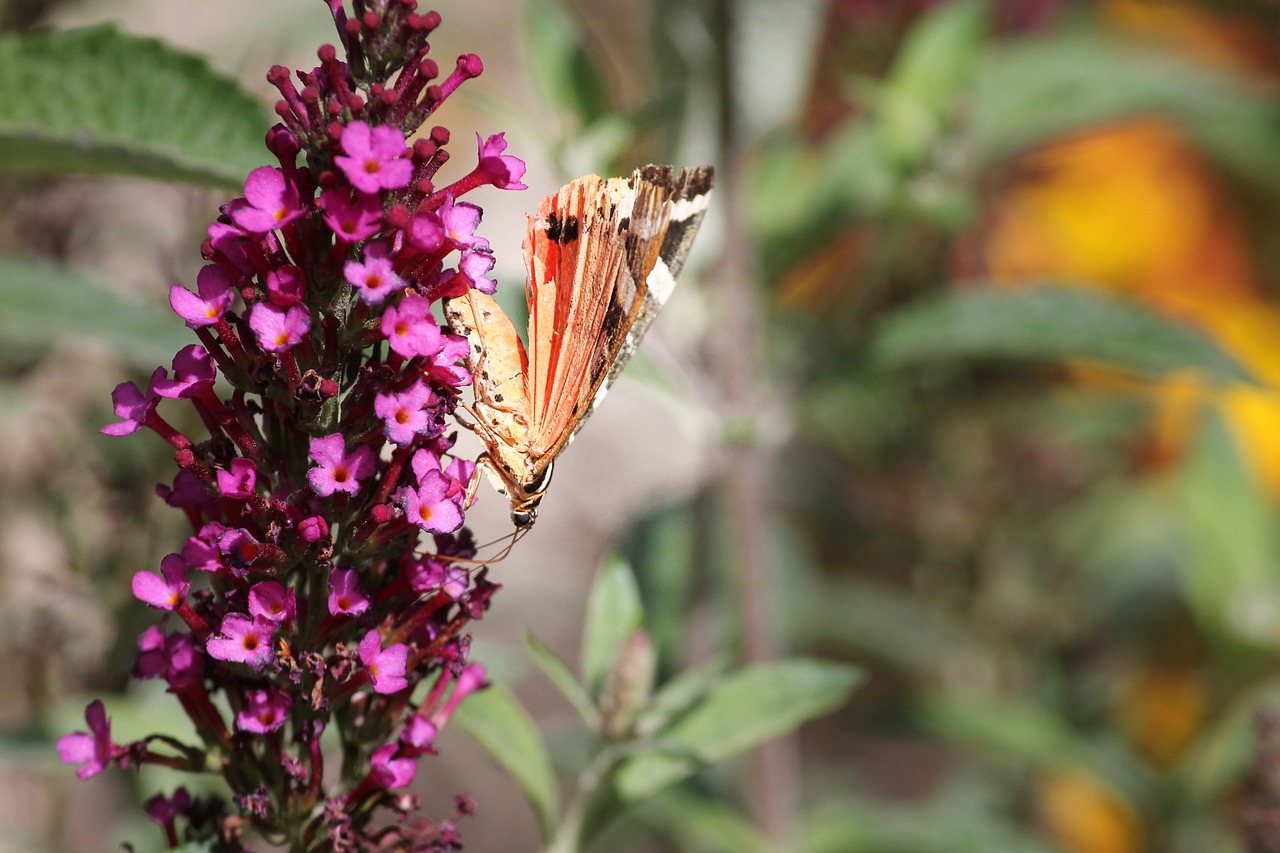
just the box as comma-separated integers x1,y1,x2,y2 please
1113,664,1208,768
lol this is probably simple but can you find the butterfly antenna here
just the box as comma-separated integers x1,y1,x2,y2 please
434,526,526,567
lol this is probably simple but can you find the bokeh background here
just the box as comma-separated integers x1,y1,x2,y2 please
11,0,1280,850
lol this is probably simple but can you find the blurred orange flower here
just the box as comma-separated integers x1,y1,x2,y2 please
1037,769,1146,853
984,118,1280,497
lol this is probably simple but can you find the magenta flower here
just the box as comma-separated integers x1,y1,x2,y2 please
182,532,222,573
374,380,436,446
307,434,377,497
144,787,191,826
217,457,257,499
328,568,370,617
334,121,414,195
131,553,190,611
135,628,203,690
320,188,383,242
423,334,473,388
298,515,329,543
153,345,217,399
370,743,416,788
475,132,527,190
406,557,469,598
266,265,306,307
359,629,409,695
230,166,304,234
460,248,497,294
248,581,295,624
380,295,443,358
236,688,292,734
206,613,277,670
400,714,438,752
248,302,312,352
438,196,487,250
402,470,464,534
56,700,118,780
101,367,165,436
408,209,446,253
170,264,234,327
344,241,405,305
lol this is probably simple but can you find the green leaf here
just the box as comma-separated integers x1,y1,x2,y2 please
867,284,1255,384
1174,414,1280,645
614,660,862,801
914,696,1081,766
889,0,988,111
525,631,597,726
581,556,644,701
0,256,191,363
523,0,611,128
972,34,1280,191
453,682,560,842
0,26,269,187
636,655,731,737
636,790,773,853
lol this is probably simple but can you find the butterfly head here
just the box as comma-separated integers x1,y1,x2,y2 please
508,461,554,530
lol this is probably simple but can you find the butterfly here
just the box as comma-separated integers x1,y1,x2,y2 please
444,164,714,529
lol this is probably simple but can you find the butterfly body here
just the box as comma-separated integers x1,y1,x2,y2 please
446,164,714,528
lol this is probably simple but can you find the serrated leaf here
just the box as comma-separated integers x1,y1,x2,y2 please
525,631,596,725
0,26,269,187
614,660,862,801
0,256,191,363
581,556,644,701
453,682,559,841
867,284,1255,383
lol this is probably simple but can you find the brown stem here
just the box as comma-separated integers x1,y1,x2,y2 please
711,0,800,844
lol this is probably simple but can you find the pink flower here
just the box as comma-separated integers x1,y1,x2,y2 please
358,629,409,695
374,380,436,445
231,167,305,234
206,613,276,670
266,265,307,307
236,688,292,734
423,334,473,388
328,568,370,616
438,196,487,250
344,241,405,305
380,295,443,358
216,457,257,499
475,132,527,190
460,248,496,294
307,434,377,497
135,627,203,689
101,368,165,436
370,743,416,788
298,515,329,543
170,265,234,327
334,122,413,195
408,209,445,252
56,700,118,780
153,345,217,399
131,553,190,611
401,453,464,534
248,581,295,624
249,302,312,352
144,788,191,826
320,188,383,242
400,714,438,752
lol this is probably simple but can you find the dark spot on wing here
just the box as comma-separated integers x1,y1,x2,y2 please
560,215,579,244
494,394,504,403
545,213,562,242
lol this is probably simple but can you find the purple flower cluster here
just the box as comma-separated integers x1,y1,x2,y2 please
57,3,521,849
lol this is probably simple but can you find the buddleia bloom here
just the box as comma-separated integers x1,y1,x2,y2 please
60,3,517,848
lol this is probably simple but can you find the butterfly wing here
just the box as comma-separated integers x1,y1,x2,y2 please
443,288,534,485
525,165,715,460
